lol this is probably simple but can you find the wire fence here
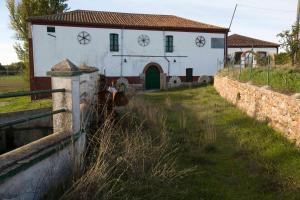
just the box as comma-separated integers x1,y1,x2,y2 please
220,58,300,94
0,70,23,76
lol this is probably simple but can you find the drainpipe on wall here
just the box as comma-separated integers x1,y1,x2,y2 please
120,28,124,77
163,29,171,78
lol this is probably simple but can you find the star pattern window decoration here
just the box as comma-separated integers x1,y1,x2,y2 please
195,36,206,47
77,31,91,45
138,34,150,47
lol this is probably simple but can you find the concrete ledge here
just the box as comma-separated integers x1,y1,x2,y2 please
0,130,81,181
0,108,52,128
47,71,82,77
79,64,99,73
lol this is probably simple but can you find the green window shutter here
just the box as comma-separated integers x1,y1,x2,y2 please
110,34,114,51
110,34,119,52
166,35,173,53
114,34,119,51
47,26,55,33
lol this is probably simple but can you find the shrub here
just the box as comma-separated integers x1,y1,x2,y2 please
275,53,290,65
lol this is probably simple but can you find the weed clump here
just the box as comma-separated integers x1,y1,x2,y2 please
60,97,192,200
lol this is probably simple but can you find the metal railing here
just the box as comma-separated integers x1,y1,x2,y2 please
0,89,65,99
0,89,66,128
0,109,66,128
221,59,300,94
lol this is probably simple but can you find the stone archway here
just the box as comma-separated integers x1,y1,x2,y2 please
143,62,164,74
142,63,164,90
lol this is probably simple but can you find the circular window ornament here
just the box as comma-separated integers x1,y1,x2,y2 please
77,31,91,45
138,34,150,47
195,36,206,47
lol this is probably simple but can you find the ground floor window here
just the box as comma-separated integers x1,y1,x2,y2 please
257,51,267,58
257,51,268,65
234,52,243,64
186,68,193,82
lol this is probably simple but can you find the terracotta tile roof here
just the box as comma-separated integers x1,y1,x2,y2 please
28,10,228,33
228,34,279,48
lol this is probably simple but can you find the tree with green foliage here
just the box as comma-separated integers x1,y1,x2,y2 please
275,52,291,65
277,23,300,66
6,0,69,81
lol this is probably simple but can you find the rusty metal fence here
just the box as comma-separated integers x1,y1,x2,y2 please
220,58,300,94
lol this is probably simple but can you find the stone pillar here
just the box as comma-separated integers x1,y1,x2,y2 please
79,64,99,103
47,59,81,134
140,73,146,90
160,73,167,90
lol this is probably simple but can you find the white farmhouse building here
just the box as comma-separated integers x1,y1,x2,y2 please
228,34,279,67
28,10,228,91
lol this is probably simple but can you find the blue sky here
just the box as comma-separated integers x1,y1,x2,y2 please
0,0,297,64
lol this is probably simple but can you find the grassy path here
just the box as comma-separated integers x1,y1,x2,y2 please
140,86,300,200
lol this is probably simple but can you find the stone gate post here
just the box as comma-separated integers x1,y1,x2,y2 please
47,59,81,134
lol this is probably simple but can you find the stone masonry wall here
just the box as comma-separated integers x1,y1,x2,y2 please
214,75,300,144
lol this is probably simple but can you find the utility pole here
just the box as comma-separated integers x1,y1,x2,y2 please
295,0,300,65
229,4,238,32
297,0,300,27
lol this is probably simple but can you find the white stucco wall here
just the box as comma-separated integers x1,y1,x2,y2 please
31,25,226,77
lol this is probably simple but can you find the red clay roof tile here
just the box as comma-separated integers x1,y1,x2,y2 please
228,34,279,48
29,10,228,32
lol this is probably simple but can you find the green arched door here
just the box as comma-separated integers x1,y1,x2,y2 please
145,66,160,90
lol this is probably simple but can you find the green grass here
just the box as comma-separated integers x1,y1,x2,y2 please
137,86,300,200
0,96,52,113
0,75,28,93
219,67,300,94
0,75,52,113
0,75,25,81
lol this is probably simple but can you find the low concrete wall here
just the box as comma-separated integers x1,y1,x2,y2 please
214,75,300,144
0,131,85,200
0,62,99,199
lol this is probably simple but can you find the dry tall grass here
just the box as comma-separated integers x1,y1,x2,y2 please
59,97,192,200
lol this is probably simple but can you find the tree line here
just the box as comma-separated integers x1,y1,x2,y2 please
0,62,25,75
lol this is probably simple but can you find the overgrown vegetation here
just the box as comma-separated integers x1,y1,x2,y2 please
277,23,300,67
219,67,300,93
275,52,291,66
48,86,300,199
53,98,193,200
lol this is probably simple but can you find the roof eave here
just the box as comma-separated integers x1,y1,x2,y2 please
29,19,229,33
228,45,280,48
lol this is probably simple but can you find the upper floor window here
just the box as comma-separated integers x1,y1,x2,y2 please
110,33,119,52
47,26,55,33
211,38,224,49
165,35,174,53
